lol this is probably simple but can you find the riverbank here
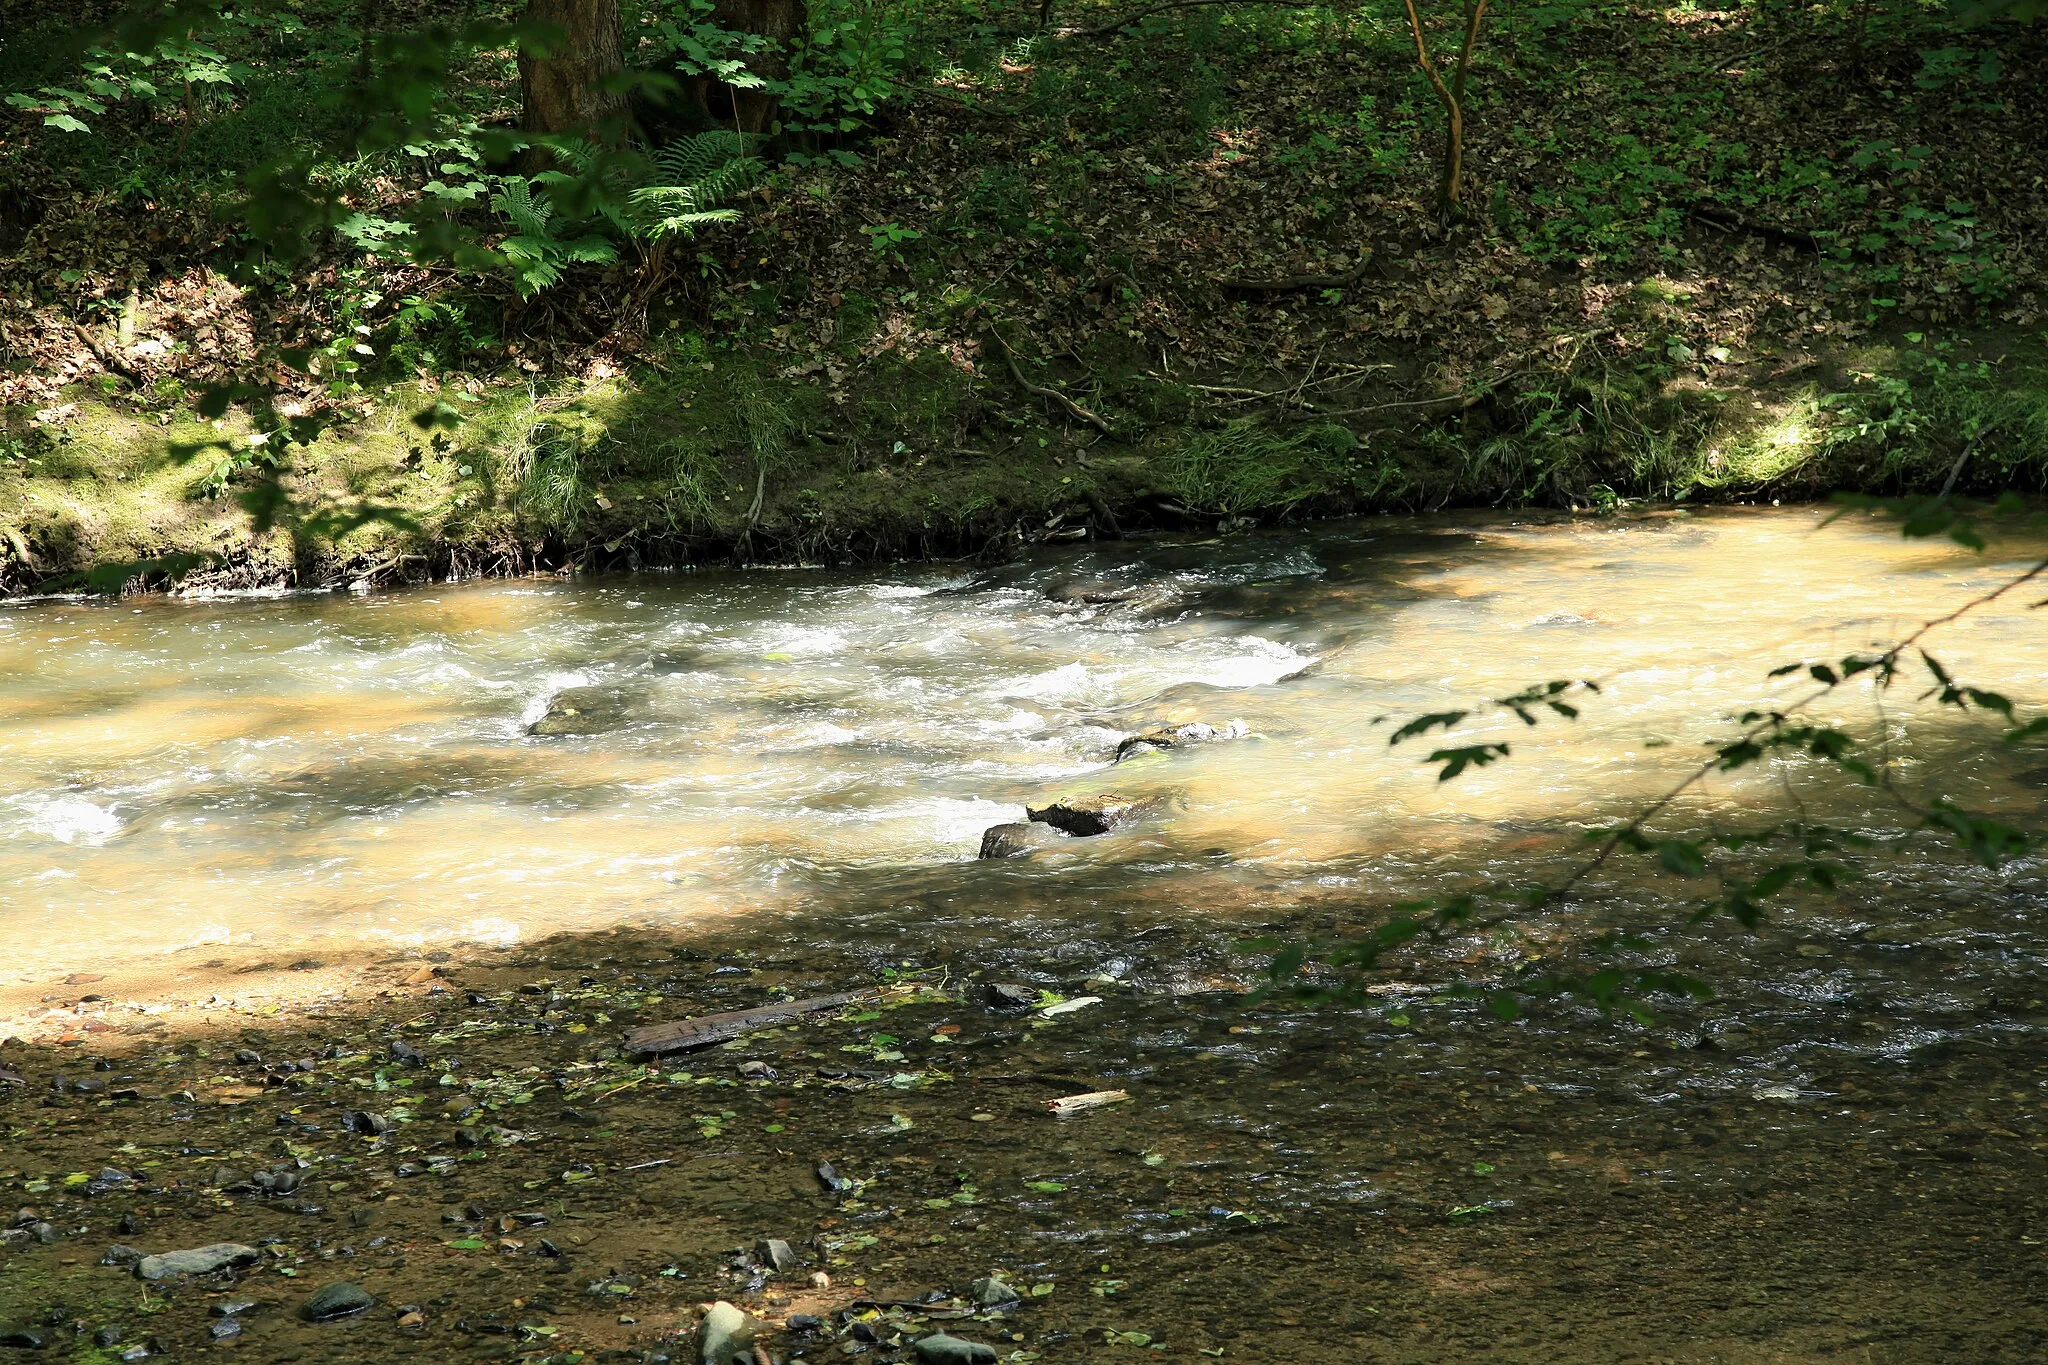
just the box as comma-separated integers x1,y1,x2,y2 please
6,0,2047,594
6,326,2047,595
3,907,2046,1365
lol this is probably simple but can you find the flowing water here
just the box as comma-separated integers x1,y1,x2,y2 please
4,506,2048,1360
3,505,2044,977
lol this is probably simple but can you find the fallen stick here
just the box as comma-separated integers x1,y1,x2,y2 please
1045,1089,1130,1115
989,330,1112,434
621,991,869,1055
1221,257,1373,292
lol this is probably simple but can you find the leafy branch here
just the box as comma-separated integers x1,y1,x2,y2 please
1263,509,2048,1020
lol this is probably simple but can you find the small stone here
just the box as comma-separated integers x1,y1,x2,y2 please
913,1333,999,1364
815,1161,851,1193
967,1277,1021,1308
29,1222,57,1243
100,1244,143,1268
93,1326,122,1347
210,1299,258,1318
983,983,1038,1010
389,1040,427,1067
397,1311,425,1329
340,1109,394,1136
0,1324,46,1349
299,1282,374,1321
135,1243,262,1281
119,1345,150,1362
808,1271,831,1290
754,1238,799,1273
234,1049,261,1065
117,1212,142,1235
786,1313,823,1333
697,1301,754,1365
209,1318,243,1340
736,1060,775,1080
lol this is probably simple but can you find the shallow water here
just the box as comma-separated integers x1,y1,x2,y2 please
5,506,2048,1360
2,505,2045,982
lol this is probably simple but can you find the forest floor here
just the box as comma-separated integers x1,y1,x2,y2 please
3,911,2045,1364
3,1,2047,590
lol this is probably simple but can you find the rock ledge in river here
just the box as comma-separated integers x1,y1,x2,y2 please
1025,793,1162,837
976,822,1068,859
1114,719,1246,762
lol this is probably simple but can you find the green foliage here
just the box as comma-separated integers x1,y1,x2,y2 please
490,177,621,299
1169,420,1371,518
631,132,764,240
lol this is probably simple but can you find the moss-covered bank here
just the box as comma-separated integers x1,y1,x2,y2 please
5,327,2046,594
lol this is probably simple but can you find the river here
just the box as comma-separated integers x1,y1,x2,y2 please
2,506,2045,1360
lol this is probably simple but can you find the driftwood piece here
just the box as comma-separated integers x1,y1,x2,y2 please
622,991,867,1055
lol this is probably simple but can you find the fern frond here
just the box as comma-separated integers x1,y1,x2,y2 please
627,132,763,242
488,179,553,239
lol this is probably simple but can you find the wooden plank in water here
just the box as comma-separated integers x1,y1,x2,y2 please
621,991,867,1055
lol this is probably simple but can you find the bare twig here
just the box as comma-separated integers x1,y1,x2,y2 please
988,331,1112,433
73,323,144,385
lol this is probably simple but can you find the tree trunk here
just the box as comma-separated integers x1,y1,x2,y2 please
705,0,807,132
520,0,628,139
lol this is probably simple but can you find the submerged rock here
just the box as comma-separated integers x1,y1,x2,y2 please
299,1282,374,1321
1114,720,1245,762
0,1324,46,1349
1025,793,1162,837
527,685,642,737
976,822,1067,859
134,1243,260,1281
698,1301,755,1365
984,982,1039,1010
914,1333,1000,1364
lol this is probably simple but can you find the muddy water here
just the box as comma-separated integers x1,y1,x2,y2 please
3,507,2048,1361
3,506,2044,978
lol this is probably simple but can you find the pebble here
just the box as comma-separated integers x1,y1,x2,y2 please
697,1301,754,1365
913,1333,1000,1364
210,1299,258,1318
134,1243,260,1281
736,1060,775,1080
984,983,1039,1010
299,1281,374,1321
968,1276,1021,1308
0,1325,46,1350
209,1317,243,1340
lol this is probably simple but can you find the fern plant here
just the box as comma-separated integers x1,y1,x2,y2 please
488,177,620,299
628,132,765,241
